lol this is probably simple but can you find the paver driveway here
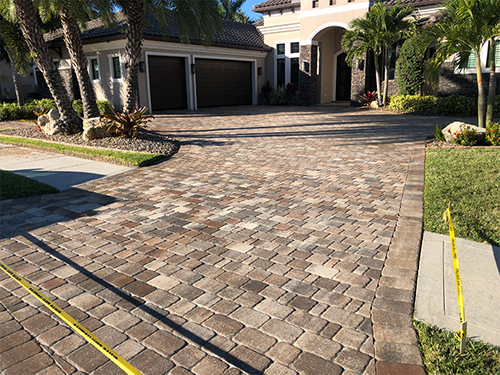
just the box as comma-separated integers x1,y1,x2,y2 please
0,106,433,374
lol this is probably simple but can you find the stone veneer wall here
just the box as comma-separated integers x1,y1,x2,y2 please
438,62,488,96
299,45,318,106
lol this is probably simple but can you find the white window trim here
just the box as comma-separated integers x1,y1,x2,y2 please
87,56,101,82
108,53,124,82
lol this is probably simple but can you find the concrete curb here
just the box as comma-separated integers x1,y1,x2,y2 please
372,140,427,375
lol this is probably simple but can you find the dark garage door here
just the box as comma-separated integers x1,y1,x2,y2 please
196,59,252,107
148,56,187,110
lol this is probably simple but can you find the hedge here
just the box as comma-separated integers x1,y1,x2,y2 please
0,99,113,121
389,94,500,117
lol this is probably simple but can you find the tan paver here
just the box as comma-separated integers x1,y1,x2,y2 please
0,106,436,374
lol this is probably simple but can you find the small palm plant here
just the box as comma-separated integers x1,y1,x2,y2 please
101,106,153,138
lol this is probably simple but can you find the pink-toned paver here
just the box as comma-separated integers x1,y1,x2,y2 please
0,106,435,374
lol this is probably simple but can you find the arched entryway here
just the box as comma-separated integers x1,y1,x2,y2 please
300,24,350,104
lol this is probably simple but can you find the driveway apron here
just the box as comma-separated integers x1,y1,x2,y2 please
0,106,434,374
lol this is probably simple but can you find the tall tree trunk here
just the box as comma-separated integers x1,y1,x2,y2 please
124,0,145,113
475,52,486,128
60,1,99,119
383,50,389,107
486,38,497,125
13,0,82,134
373,53,383,107
9,59,24,106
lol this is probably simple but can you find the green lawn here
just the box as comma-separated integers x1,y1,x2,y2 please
414,320,500,374
0,170,59,200
0,136,163,167
424,148,500,246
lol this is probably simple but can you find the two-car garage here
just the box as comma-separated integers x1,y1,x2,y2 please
147,55,254,111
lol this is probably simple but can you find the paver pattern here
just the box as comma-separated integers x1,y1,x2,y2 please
0,106,433,374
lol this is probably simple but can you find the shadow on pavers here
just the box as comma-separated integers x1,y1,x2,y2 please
18,232,262,374
1,187,262,374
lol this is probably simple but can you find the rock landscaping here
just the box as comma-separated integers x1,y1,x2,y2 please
0,126,179,155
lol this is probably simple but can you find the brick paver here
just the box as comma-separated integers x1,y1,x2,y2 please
0,106,436,374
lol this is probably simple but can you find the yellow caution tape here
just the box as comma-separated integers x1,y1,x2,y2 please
443,207,467,340
0,259,141,375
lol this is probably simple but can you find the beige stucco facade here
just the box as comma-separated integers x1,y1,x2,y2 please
0,62,37,102
79,40,267,111
257,0,371,104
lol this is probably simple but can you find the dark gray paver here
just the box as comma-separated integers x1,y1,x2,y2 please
0,106,439,374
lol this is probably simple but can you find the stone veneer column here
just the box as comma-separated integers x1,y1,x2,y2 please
350,55,366,105
299,44,318,106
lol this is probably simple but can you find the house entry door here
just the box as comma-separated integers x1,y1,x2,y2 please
336,52,351,101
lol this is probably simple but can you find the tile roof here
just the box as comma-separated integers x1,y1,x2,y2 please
385,0,445,8
253,0,298,12
45,11,268,50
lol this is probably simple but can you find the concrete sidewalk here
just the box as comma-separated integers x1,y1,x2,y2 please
415,231,500,347
0,143,132,191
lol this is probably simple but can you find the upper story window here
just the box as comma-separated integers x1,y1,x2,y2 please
89,58,100,81
277,44,285,55
312,0,319,8
329,0,336,5
291,42,300,54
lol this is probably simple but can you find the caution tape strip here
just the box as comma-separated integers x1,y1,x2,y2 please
0,259,141,375
443,207,467,339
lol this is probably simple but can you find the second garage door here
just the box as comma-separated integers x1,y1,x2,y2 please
148,56,187,111
196,59,252,107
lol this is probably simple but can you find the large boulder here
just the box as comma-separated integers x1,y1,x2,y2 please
43,119,63,136
82,117,112,141
442,121,486,144
38,109,64,136
48,108,60,121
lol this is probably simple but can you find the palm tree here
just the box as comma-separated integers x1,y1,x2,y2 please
486,34,500,124
38,0,101,119
0,16,32,106
341,1,416,106
116,0,221,113
219,0,251,23
425,0,500,128
2,0,82,134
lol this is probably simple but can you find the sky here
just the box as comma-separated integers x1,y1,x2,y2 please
241,0,264,20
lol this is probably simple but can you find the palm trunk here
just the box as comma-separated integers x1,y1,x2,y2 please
383,50,389,107
60,1,99,119
9,59,24,106
475,52,486,128
124,0,145,113
373,53,383,107
13,0,82,134
486,38,497,125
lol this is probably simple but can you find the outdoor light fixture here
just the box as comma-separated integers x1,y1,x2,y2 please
191,64,196,74
258,67,262,76
139,61,146,72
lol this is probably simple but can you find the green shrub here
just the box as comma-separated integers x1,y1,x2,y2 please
261,81,273,104
270,86,293,105
397,36,425,95
452,125,478,146
432,124,446,141
72,100,84,117
0,99,114,122
97,100,113,115
486,122,500,146
73,100,113,117
102,106,153,138
388,94,498,117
